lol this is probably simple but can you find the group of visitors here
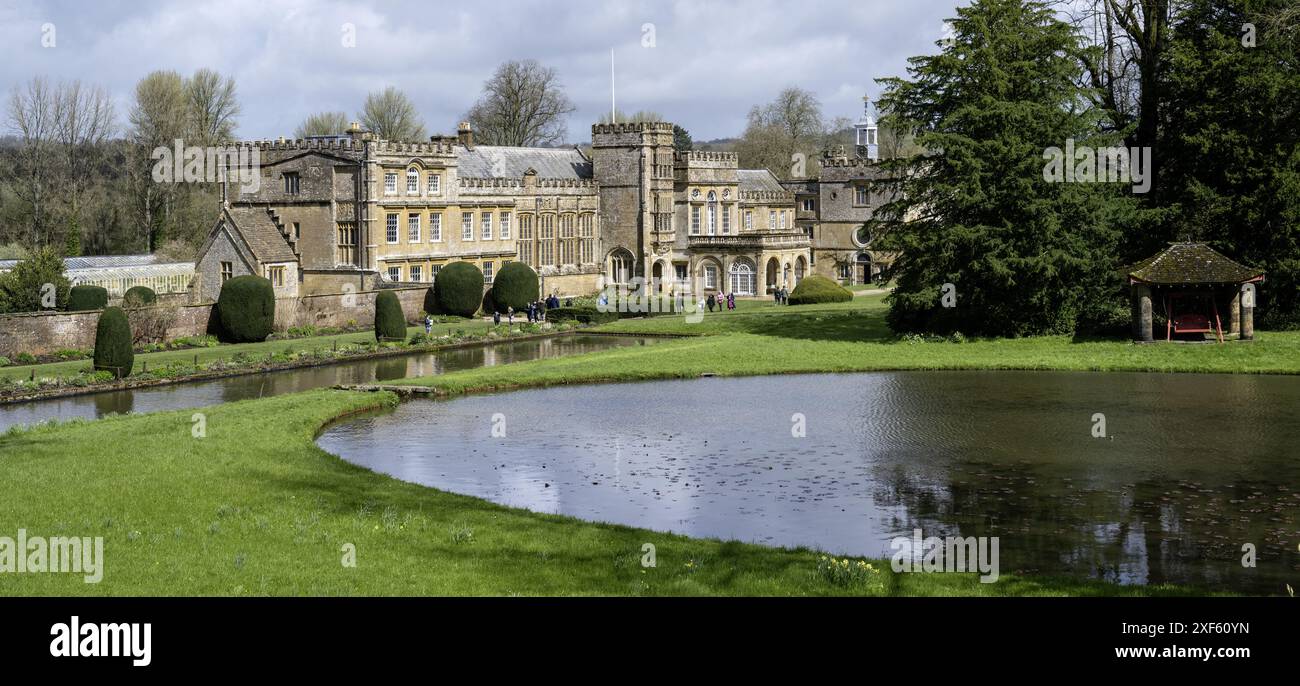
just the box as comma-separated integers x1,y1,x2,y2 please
705,291,736,312
773,286,791,305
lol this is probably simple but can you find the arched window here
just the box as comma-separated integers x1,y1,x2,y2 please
406,168,419,194
729,259,756,296
609,249,634,285
795,256,806,284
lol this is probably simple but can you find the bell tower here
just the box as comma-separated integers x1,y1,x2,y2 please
854,96,879,162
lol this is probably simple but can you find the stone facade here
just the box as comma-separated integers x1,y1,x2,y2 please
198,117,889,302
781,100,896,287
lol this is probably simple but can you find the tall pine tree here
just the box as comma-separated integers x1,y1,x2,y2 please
871,0,1139,337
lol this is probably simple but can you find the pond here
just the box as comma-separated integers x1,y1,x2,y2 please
316,371,1300,594
0,335,659,433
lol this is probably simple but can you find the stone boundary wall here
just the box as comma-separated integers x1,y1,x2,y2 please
0,286,428,358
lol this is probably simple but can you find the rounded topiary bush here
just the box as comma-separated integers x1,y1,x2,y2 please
787,275,853,306
216,275,275,343
432,262,484,318
68,284,109,311
93,306,134,379
490,262,539,313
122,285,157,308
374,290,407,341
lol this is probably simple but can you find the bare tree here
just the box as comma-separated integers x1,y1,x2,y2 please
359,87,426,141
295,111,351,138
128,70,188,251
54,80,115,249
1063,0,1172,149
6,77,59,246
185,68,240,145
734,87,827,179
464,59,576,146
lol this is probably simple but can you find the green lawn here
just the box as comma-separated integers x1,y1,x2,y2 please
393,297,1300,396
0,320,491,383
0,390,1199,596
2,294,1289,596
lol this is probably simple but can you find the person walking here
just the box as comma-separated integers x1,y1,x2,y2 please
506,305,514,324
492,309,501,325
727,292,735,310
706,293,716,312
423,314,432,335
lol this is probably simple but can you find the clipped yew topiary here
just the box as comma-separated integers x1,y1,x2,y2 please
93,306,134,378
122,285,157,308
432,261,484,318
216,275,275,342
787,275,853,306
489,262,539,313
374,290,407,341
67,284,109,311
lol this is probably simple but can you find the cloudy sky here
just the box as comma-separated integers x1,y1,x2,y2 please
2,0,963,142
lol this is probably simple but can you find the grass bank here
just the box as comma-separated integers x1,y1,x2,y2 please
0,320,494,384
0,390,1198,596
392,296,1300,396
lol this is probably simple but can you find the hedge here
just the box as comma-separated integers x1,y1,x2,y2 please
374,290,407,341
431,262,484,317
489,262,539,313
122,285,158,308
216,275,275,342
67,284,108,311
787,275,853,305
545,306,618,324
93,306,134,378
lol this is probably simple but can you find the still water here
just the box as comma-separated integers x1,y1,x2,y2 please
317,371,1299,593
0,335,658,433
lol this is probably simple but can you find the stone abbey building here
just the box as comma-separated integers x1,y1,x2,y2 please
196,112,885,302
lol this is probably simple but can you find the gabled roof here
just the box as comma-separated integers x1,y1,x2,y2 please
738,169,786,194
457,145,592,180
1127,242,1264,285
222,206,298,264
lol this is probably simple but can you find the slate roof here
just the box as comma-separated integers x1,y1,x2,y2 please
1127,242,1264,285
457,145,592,180
224,206,297,263
738,169,787,194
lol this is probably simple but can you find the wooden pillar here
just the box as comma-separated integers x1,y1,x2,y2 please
1240,284,1255,341
1131,283,1153,342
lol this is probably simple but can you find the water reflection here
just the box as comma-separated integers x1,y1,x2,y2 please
0,335,658,433
317,371,1300,593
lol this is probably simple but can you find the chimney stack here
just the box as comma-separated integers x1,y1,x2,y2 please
457,121,474,149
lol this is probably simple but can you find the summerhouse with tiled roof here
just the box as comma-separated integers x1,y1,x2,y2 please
1127,242,1264,343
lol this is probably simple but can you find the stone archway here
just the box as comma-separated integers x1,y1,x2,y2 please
794,255,807,285
765,257,780,293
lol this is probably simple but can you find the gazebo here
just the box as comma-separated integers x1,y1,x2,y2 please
1127,242,1265,343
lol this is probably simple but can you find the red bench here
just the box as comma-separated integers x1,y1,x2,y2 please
1172,313,1212,334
